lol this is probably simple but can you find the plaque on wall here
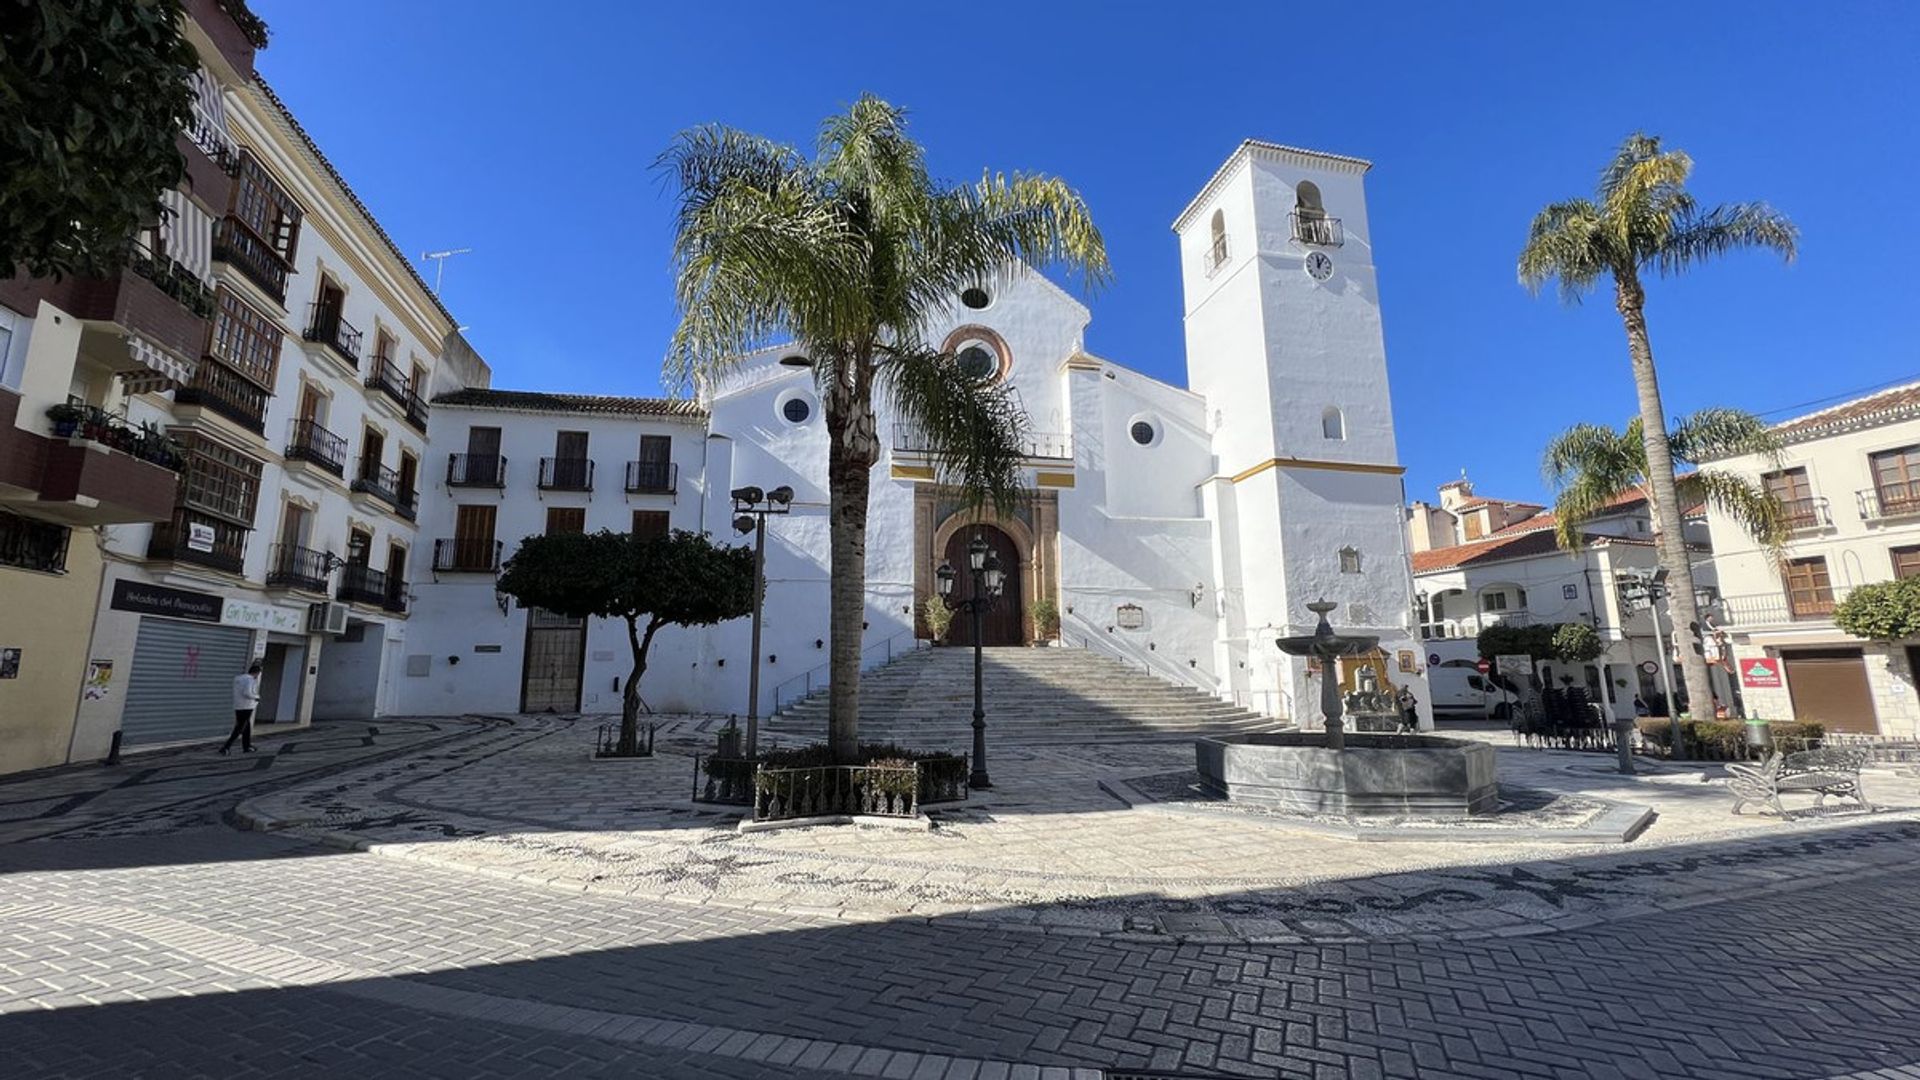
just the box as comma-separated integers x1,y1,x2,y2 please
1115,603,1145,630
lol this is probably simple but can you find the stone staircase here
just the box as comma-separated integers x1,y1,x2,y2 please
764,645,1285,749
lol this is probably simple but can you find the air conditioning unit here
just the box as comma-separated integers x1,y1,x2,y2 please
308,602,350,636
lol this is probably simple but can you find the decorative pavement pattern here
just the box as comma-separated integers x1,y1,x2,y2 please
230,715,1920,944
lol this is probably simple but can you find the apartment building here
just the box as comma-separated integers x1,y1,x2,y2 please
1704,382,1920,737
1,1,476,770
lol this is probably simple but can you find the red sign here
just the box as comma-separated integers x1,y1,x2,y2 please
1739,657,1783,688
1474,659,1492,675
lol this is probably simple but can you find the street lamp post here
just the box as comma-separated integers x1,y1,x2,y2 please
732,484,793,760
937,533,1004,789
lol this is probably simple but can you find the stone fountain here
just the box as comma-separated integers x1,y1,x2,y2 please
1195,601,1499,816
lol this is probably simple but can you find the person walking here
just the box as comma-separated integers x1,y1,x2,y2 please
221,661,263,755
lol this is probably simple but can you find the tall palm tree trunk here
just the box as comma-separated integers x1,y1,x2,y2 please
1616,273,1716,718
824,385,878,764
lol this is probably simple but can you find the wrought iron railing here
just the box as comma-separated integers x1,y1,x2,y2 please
447,453,506,488
0,510,71,574
433,537,502,573
1717,587,1851,628
365,357,410,408
176,357,268,434
403,391,430,432
303,304,362,366
539,456,594,492
1859,483,1920,522
382,576,409,613
752,764,921,821
1290,211,1344,247
771,628,928,711
148,509,247,573
211,215,289,302
1779,496,1831,531
284,418,347,476
266,543,331,592
337,562,389,606
624,460,678,494
352,458,402,506
892,426,1071,461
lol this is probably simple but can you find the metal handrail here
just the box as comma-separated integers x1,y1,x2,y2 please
771,627,928,711
1058,613,1215,695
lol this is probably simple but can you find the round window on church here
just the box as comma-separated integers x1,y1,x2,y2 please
1130,420,1156,446
781,396,812,424
957,344,997,380
961,287,991,310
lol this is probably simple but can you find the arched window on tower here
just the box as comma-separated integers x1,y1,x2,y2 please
1205,209,1229,275
1322,406,1345,440
1293,180,1341,245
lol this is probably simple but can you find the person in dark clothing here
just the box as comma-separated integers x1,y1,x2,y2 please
220,661,263,755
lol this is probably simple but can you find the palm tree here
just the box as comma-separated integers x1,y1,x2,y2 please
1543,407,1787,553
1519,134,1796,717
660,96,1109,762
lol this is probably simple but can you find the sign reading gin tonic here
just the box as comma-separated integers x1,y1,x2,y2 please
1739,657,1783,688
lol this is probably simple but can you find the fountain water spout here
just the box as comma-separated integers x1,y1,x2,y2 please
1273,600,1380,751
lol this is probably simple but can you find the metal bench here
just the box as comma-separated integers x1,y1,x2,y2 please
1728,747,1873,817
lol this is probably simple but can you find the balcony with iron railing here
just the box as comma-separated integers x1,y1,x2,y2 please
211,216,290,303
1716,587,1851,629
284,418,347,477
447,453,506,489
175,357,269,434
539,457,594,493
403,390,429,433
265,543,332,593
1290,211,1344,247
303,304,362,368
365,357,411,409
433,537,502,573
624,460,678,494
382,574,409,614
1858,482,1920,524
1779,496,1833,532
892,426,1071,462
351,458,403,509
147,508,248,574
337,562,389,606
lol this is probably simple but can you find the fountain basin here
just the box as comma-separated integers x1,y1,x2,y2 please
1196,733,1498,816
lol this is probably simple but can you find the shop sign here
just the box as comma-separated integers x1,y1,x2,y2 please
111,580,221,622
221,599,304,634
1739,657,1783,688
187,522,216,553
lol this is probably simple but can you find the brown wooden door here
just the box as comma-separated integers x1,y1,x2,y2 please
465,426,502,486
453,504,497,570
1783,649,1878,734
943,526,1023,646
520,607,585,713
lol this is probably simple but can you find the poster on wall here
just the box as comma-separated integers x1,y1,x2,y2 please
1739,657,1783,688
83,660,113,699
0,648,19,679
187,522,216,553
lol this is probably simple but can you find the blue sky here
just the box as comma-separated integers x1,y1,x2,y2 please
253,0,1918,506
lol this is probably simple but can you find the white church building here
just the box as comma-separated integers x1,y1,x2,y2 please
391,140,1429,729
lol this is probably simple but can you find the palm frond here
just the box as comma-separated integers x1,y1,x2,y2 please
1516,198,1606,301
1678,468,1787,555
880,343,1030,514
1654,201,1798,276
1542,421,1647,548
1667,407,1783,467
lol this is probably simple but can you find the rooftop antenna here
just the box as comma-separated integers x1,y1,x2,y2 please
419,248,471,295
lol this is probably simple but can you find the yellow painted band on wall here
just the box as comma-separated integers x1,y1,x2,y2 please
1231,457,1406,483
1035,472,1076,488
890,464,935,481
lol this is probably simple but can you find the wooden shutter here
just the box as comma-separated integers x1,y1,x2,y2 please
1784,557,1833,617
546,507,586,535
632,510,669,539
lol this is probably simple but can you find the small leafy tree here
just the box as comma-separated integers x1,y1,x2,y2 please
1551,622,1605,664
2,0,201,278
921,594,953,643
1030,596,1060,642
497,529,754,755
1833,577,1920,642
1477,623,1559,661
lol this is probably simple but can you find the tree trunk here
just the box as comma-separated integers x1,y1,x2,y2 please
619,615,663,756
1615,272,1716,723
824,376,879,765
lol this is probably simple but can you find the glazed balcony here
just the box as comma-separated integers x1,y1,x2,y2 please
365,357,411,409
337,562,390,607
304,304,363,368
447,453,506,489
624,460,678,495
147,508,248,574
433,537,502,574
1290,211,1344,247
265,543,332,593
284,418,347,477
539,457,594,493
174,357,269,434
212,216,290,304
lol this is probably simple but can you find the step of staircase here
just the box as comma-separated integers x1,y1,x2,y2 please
764,645,1289,748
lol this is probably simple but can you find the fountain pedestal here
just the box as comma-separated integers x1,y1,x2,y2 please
1196,732,1498,816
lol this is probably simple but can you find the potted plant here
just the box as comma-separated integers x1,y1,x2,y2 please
921,594,953,644
1030,596,1060,646
45,403,85,438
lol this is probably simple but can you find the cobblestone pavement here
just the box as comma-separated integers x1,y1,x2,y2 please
3,717,1919,1077
237,715,1920,942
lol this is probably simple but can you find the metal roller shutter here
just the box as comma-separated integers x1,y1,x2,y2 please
1783,649,1879,735
121,618,255,747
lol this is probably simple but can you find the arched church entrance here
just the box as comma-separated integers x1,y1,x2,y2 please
943,525,1024,646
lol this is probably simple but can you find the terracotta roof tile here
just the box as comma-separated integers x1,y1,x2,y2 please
1411,529,1565,573
1771,381,1920,443
431,388,707,419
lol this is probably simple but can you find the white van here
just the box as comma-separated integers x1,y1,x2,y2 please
1424,645,1521,720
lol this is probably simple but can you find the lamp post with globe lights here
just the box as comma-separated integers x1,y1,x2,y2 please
937,532,1004,789
732,484,792,759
